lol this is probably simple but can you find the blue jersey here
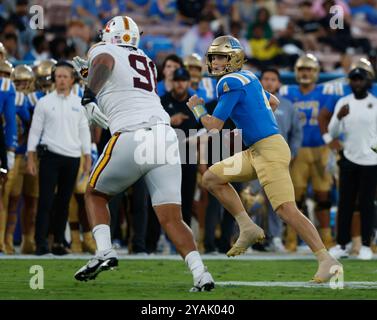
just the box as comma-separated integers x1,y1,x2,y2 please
199,77,217,103
0,78,17,149
15,92,31,155
212,70,279,147
279,84,335,147
27,91,45,110
324,82,377,113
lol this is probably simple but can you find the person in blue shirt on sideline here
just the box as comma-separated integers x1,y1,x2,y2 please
186,35,342,283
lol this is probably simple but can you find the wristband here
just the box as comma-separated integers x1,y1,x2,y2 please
192,104,208,122
322,133,332,144
81,86,97,106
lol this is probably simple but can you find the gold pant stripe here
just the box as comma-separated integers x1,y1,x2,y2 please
89,132,120,188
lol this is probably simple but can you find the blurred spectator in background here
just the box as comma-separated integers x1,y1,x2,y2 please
66,20,91,57
2,33,19,64
348,0,377,25
23,35,49,62
276,20,304,69
49,37,77,61
311,0,351,19
247,7,273,40
149,0,177,23
230,20,252,59
8,0,37,58
71,0,101,37
98,0,127,25
127,0,151,15
317,0,371,54
248,24,283,70
295,0,322,51
177,0,206,26
157,54,183,97
181,14,215,58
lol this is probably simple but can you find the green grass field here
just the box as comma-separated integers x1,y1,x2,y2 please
0,259,376,300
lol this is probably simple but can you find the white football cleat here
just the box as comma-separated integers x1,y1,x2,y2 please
329,244,349,259
357,245,373,260
190,268,215,292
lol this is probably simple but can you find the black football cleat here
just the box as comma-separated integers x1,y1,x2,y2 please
74,249,118,281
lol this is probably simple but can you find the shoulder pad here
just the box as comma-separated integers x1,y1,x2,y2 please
88,41,107,57
0,78,11,92
15,92,25,106
216,72,251,97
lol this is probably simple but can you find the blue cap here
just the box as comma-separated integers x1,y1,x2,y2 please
173,68,190,81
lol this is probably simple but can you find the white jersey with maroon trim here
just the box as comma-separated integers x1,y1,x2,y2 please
88,43,170,133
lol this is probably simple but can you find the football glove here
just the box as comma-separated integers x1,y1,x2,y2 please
83,102,109,129
72,56,89,81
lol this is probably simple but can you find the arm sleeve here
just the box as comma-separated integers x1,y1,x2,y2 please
4,87,17,149
264,90,271,100
328,101,343,138
288,105,303,158
27,100,45,152
212,90,243,122
79,112,91,155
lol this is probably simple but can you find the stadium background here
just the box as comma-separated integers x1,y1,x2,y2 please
0,0,377,300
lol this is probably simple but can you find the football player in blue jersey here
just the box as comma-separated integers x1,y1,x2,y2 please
4,65,37,254
187,36,342,282
183,53,217,104
279,54,340,251
0,61,17,254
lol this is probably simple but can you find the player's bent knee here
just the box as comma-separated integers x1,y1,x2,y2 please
276,201,298,222
154,203,182,226
202,170,222,192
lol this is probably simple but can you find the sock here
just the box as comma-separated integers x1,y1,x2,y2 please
314,248,332,262
92,224,112,252
185,251,205,280
234,211,253,231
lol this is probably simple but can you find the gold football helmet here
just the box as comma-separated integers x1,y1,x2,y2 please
206,35,245,77
0,60,14,78
33,59,57,92
0,42,7,61
294,53,320,84
350,58,375,80
11,65,34,93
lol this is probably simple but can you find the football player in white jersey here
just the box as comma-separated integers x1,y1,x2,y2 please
74,16,214,292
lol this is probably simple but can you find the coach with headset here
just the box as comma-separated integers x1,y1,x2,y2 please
27,61,92,255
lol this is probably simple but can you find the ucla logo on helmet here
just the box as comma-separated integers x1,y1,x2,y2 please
229,39,241,49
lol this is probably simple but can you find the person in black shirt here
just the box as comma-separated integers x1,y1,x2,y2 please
161,67,199,226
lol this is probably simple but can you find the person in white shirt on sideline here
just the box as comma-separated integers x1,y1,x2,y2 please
27,61,92,256
328,67,377,261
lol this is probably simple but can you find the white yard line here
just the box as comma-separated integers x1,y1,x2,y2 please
0,253,376,260
216,281,377,289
